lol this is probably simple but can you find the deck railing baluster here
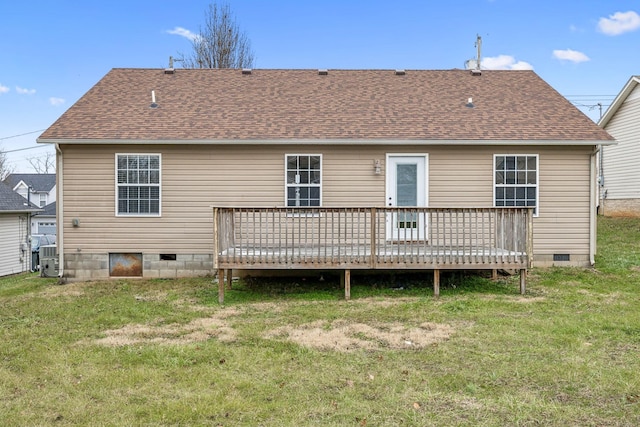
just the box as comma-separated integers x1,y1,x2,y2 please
213,207,530,273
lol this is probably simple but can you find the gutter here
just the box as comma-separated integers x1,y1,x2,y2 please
55,143,64,281
37,138,617,147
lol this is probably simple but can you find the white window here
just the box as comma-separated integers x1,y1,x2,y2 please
116,154,161,216
39,194,47,207
285,155,321,207
494,155,538,216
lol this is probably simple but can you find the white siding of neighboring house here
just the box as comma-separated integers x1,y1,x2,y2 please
602,85,640,214
0,214,30,276
15,184,57,235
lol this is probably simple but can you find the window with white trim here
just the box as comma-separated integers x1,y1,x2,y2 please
116,154,161,216
494,155,538,215
286,155,321,207
39,194,47,207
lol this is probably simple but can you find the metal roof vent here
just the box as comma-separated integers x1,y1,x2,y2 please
465,97,474,108
165,56,178,74
395,69,406,75
318,69,328,75
471,68,482,76
242,68,252,75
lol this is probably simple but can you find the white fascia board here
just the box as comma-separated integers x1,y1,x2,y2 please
37,138,616,146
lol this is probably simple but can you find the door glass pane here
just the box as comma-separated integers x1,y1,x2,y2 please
396,164,417,207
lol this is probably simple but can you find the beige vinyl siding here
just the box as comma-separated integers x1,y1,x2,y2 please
0,214,29,276
428,146,592,257
602,86,640,200
536,149,591,256
61,143,593,262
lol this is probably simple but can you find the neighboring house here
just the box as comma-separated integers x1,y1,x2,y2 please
598,75,640,216
3,173,57,234
0,180,41,277
33,202,57,235
37,68,613,284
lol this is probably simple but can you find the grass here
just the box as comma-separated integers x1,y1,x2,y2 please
1,216,639,425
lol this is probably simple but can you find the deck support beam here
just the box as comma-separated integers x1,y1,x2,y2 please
217,269,225,304
519,269,526,294
433,269,440,297
226,269,233,290
341,269,351,300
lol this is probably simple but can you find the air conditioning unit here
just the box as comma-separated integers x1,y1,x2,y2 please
41,256,59,278
40,245,57,258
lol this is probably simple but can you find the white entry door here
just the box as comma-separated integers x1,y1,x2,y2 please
386,155,428,240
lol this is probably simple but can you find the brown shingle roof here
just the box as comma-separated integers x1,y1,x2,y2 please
39,68,613,142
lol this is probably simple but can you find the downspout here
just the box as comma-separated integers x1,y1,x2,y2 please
55,143,64,280
589,146,597,266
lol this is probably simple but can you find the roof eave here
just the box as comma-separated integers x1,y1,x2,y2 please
37,138,616,146
0,208,43,214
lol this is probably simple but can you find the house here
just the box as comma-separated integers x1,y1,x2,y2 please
598,75,640,216
0,180,41,276
3,173,57,234
37,68,614,293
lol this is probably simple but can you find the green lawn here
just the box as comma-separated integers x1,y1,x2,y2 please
1,216,639,426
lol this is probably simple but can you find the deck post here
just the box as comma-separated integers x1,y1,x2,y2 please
492,269,498,280
226,268,233,290
212,207,219,270
433,269,440,297
342,269,351,300
519,269,526,294
370,207,377,268
218,269,225,304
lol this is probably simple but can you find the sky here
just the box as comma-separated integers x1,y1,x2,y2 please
1,0,639,173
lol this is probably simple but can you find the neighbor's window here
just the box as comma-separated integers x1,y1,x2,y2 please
116,154,161,216
494,155,538,216
286,154,321,207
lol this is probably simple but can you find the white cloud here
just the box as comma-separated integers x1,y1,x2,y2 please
597,11,640,35
481,55,534,70
552,49,590,63
0,83,9,94
49,97,65,106
166,26,199,41
16,86,36,95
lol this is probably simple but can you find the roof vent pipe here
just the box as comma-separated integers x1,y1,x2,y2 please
472,35,482,75
150,90,158,108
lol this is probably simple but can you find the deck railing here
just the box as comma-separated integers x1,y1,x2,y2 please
213,207,533,271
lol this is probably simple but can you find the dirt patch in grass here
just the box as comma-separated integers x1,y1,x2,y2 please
40,282,86,297
91,316,237,347
264,319,455,352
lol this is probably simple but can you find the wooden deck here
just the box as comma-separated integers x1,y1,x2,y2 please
213,207,533,302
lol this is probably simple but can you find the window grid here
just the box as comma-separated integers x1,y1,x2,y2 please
116,154,161,215
286,155,321,207
494,155,538,215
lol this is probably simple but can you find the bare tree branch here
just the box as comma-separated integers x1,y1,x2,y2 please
182,2,255,69
0,147,14,180
26,152,55,174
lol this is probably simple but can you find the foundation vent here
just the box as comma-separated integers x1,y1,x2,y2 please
553,254,571,262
